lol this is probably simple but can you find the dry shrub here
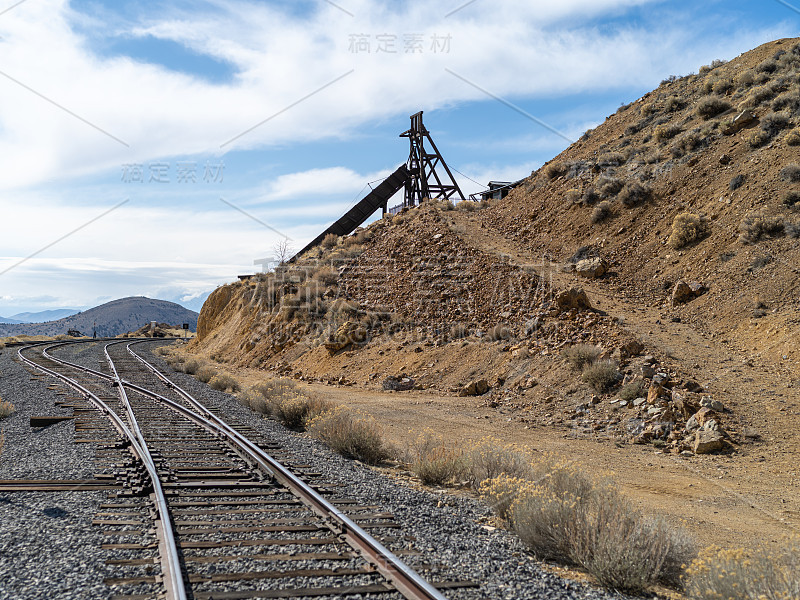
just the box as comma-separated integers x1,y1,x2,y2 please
182,358,202,375
619,381,646,402
488,324,512,341
773,90,800,112
746,129,772,148
581,360,619,393
739,213,786,243
596,176,623,197
208,373,239,393
565,189,582,204
780,163,800,182
457,200,477,212
450,323,469,339
597,152,625,167
482,461,693,592
321,233,339,249
756,58,778,74
783,191,800,207
734,69,755,88
561,344,601,370
406,430,465,485
591,201,612,223
307,406,389,465
195,365,217,383
668,212,709,249
761,111,792,136
696,97,731,119
654,123,681,142
664,95,685,112
786,128,800,146
618,181,651,207
464,437,534,487
274,395,333,430
544,162,567,179
684,540,800,600
313,267,339,286
582,188,600,205
0,396,14,419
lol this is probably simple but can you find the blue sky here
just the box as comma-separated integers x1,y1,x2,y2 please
0,0,797,315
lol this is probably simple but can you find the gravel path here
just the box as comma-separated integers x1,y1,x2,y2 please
1,340,638,600
0,345,109,600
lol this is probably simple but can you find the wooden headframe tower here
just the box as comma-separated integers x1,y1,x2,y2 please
400,111,465,208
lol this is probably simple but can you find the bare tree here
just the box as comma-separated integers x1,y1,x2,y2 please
273,237,293,265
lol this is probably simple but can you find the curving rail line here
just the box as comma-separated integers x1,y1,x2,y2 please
19,339,449,600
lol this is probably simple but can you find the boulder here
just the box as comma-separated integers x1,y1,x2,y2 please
692,406,718,427
671,281,694,305
721,111,756,135
324,321,367,353
647,383,666,404
693,430,724,454
382,375,415,391
672,390,701,418
575,257,608,279
700,396,725,412
458,379,490,397
620,340,644,357
555,288,592,312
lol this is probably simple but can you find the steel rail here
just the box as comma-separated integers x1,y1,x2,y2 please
102,344,187,600
28,339,448,600
19,342,188,600
126,340,449,600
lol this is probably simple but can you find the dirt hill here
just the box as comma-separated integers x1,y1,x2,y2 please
0,297,198,338
189,37,800,548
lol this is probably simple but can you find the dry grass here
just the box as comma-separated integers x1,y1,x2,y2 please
0,396,15,419
684,539,800,600
668,212,710,249
238,378,332,431
321,233,339,249
581,360,620,393
619,381,646,402
544,162,567,179
561,344,601,370
482,460,694,593
208,373,240,393
780,163,800,183
307,406,389,465
785,128,800,146
654,123,682,142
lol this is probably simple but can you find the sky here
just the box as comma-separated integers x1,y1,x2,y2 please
0,0,798,315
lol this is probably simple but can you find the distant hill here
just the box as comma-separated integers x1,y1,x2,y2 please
4,309,80,323
0,297,198,338
0,316,25,324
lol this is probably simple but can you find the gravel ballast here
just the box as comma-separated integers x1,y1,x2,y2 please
2,340,642,599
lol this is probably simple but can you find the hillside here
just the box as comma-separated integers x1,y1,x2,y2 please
188,38,800,549
0,297,198,338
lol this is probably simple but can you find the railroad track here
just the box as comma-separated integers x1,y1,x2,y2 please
14,339,475,600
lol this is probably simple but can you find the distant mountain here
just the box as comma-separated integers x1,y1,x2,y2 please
7,309,80,323
0,316,25,324
0,297,198,338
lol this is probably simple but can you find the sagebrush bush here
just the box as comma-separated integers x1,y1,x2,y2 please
761,111,792,136
313,267,339,286
780,163,800,182
786,128,800,145
544,162,567,179
464,437,534,487
591,201,612,223
488,324,511,341
757,58,778,74
208,373,239,393
783,191,800,207
597,152,625,167
406,431,465,486
0,396,14,419
307,406,389,465
582,188,600,205
321,233,339,249
596,176,623,197
450,323,469,339
195,365,217,383
582,360,619,393
696,97,731,119
619,381,646,402
562,344,601,370
665,96,684,112
739,213,786,243
773,90,800,113
734,69,755,88
746,129,771,148
618,181,651,207
684,540,800,600
668,213,709,249
182,358,202,375
482,461,694,593
565,189,582,204
654,123,681,142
